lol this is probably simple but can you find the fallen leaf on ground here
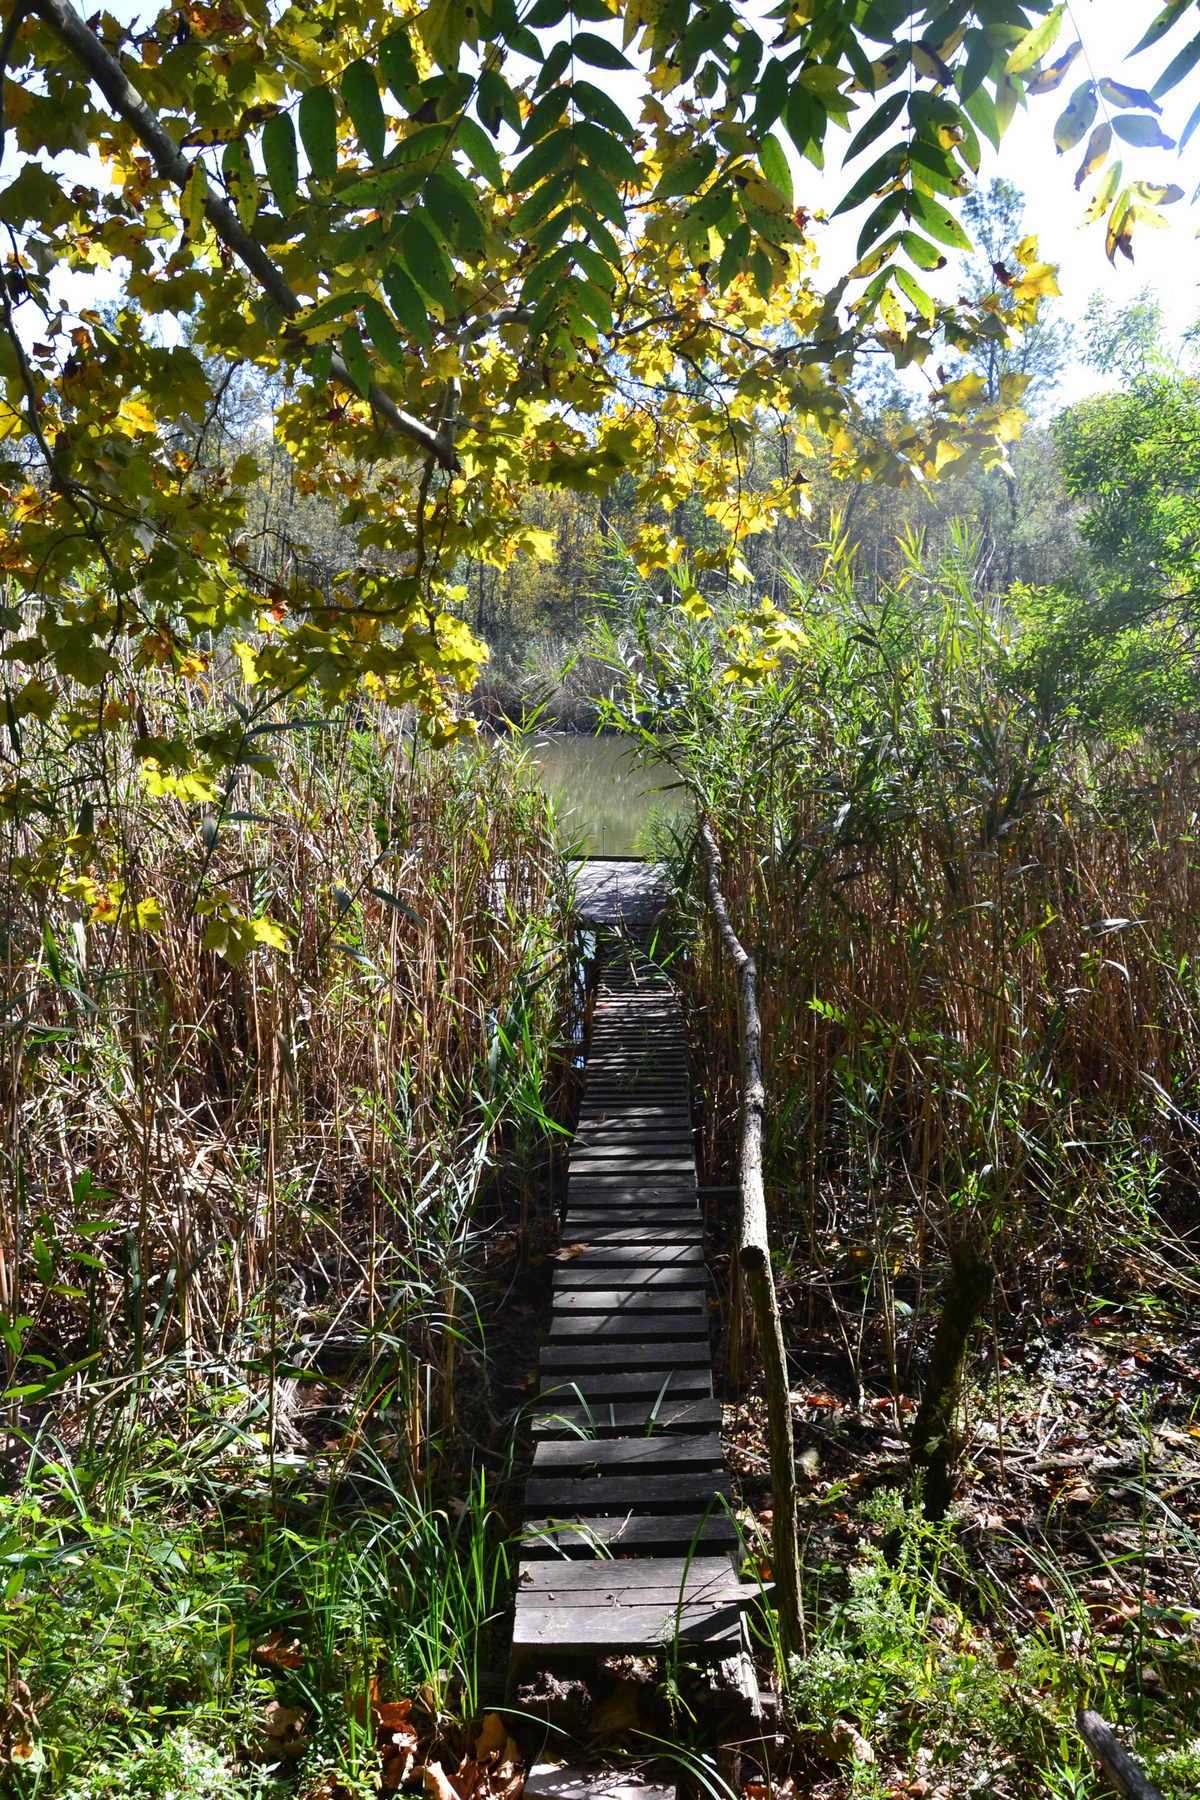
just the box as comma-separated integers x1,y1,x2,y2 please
254,1629,304,1668
474,1715,508,1759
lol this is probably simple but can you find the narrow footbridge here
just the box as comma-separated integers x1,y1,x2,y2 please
511,916,758,1674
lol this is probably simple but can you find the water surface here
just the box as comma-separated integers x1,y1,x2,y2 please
528,734,687,858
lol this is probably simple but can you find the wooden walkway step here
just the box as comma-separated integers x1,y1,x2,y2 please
511,944,754,1683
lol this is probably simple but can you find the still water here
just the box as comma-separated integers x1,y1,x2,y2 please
526,733,687,858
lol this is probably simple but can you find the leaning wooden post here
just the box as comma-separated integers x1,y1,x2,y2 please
1077,1710,1164,1800
699,818,803,1654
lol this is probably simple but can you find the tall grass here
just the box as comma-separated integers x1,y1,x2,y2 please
0,660,575,1792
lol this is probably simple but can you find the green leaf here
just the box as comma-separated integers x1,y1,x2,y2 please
570,32,633,70
572,80,634,141
1112,113,1176,149
362,297,409,375
900,230,946,271
519,85,570,149
1073,122,1112,190
513,170,572,232
652,146,718,200
1053,80,1096,152
302,290,368,328
572,122,640,188
753,58,790,131
299,86,338,182
1026,41,1081,95
572,277,613,333
1098,78,1162,114
894,266,934,322
1131,0,1192,55
962,84,1000,151
379,31,419,100
1005,3,1064,74
221,137,258,230
478,67,519,137
573,204,621,266
842,91,906,165
342,59,386,164
856,191,904,258
311,342,332,388
340,325,371,396
907,187,972,250
572,162,626,228
758,133,793,206
262,113,298,216
833,144,905,216
382,263,432,345
402,211,455,314
510,127,572,190
1181,95,1200,152
573,240,618,289
456,115,504,187
534,40,573,95
54,639,116,686
1152,31,1200,99
424,169,485,252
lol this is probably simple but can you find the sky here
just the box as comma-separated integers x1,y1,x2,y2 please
10,0,1200,410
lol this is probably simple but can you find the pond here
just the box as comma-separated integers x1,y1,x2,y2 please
526,733,688,858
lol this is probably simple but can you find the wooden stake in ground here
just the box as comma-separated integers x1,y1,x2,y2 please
699,819,803,1654
909,1241,994,1520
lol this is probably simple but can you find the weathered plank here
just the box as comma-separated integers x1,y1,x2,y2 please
532,1433,724,1475
553,1266,708,1290
561,1243,706,1264
522,1512,740,1557
530,1397,723,1438
547,1311,710,1342
524,1470,734,1514
511,1606,743,1652
539,1338,712,1372
551,1288,707,1313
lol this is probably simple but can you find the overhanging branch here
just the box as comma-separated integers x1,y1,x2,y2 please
29,0,460,471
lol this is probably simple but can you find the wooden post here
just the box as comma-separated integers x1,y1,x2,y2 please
1077,1710,1164,1800
699,819,803,1654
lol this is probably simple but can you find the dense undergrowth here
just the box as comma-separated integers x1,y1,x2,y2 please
0,687,576,1796
603,536,1200,1797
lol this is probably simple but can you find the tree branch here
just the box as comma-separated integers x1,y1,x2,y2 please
29,0,459,470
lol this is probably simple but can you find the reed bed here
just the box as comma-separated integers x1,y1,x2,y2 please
0,666,575,1793
616,545,1200,1319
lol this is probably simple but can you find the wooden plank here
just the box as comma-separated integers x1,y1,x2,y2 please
531,1398,723,1438
547,1311,709,1342
562,1244,706,1265
552,1267,708,1291
524,1764,676,1800
551,1287,709,1312
536,1368,712,1401
559,1224,703,1243
518,1556,736,1592
539,1340,712,1373
532,1433,724,1474
524,1471,734,1514
522,1513,740,1557
510,1603,743,1652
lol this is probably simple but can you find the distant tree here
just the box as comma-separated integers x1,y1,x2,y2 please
1081,289,1171,387
961,179,1071,415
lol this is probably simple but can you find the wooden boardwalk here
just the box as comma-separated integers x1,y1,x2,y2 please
511,945,755,1671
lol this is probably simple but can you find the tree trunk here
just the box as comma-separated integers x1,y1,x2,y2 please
699,819,803,1653
909,1241,994,1520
